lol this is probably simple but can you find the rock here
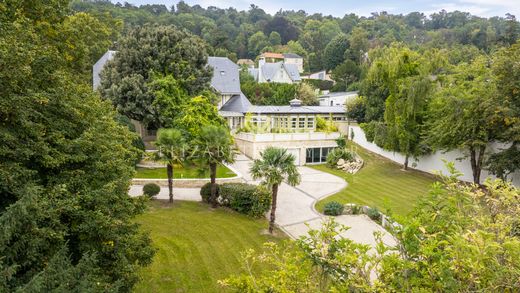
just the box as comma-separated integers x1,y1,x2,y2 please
337,159,345,166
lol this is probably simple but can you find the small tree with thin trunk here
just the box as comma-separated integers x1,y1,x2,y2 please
250,147,301,234
195,125,235,208
153,128,185,203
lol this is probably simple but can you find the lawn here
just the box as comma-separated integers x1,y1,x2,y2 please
135,164,236,179
134,201,284,292
314,142,437,216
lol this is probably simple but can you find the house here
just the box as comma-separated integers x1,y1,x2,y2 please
207,57,243,109
282,53,304,73
92,50,116,89
93,52,346,164
318,91,358,107
259,52,284,62
301,70,333,81
237,59,255,67
248,58,301,84
232,98,345,165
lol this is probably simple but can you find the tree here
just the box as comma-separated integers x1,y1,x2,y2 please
426,56,504,184
250,147,301,233
0,1,154,290
100,24,212,128
153,129,186,203
345,95,367,123
331,59,361,91
486,40,520,179
296,82,318,105
195,125,235,208
268,31,282,46
248,31,269,57
347,27,369,63
174,95,226,141
323,33,349,70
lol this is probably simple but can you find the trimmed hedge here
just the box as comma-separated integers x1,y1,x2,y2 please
323,201,344,216
219,183,271,218
143,183,160,198
303,79,334,91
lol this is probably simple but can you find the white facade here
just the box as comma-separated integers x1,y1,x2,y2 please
319,91,358,107
284,57,304,73
349,125,520,186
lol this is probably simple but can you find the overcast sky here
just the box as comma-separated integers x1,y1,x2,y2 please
114,0,519,18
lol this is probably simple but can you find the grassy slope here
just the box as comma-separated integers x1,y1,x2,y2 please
135,164,236,179
134,201,284,292
314,143,437,216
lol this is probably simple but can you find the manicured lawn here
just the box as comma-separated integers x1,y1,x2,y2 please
314,142,437,216
135,164,236,179
134,201,284,292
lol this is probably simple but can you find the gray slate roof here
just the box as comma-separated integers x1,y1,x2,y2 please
220,93,252,113
207,57,241,94
259,62,301,82
247,68,259,81
283,53,302,59
92,50,116,90
319,91,359,98
283,63,301,81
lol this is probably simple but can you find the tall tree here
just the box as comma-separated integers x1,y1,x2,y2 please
99,24,212,128
0,1,154,290
195,125,235,208
153,129,186,203
323,33,349,70
250,147,301,234
426,56,504,184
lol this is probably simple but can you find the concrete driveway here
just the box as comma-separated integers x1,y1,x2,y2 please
233,154,397,247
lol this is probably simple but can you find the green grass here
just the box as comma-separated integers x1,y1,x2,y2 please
314,142,437,216
134,201,285,292
135,164,236,179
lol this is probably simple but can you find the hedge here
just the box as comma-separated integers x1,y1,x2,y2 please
219,183,271,218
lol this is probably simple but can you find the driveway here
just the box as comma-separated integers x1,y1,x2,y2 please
233,154,397,247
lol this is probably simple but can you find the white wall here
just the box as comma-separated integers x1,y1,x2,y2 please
349,126,520,186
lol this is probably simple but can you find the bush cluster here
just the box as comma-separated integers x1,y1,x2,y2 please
200,182,271,218
326,148,355,167
367,207,381,222
143,183,160,197
323,201,344,216
200,182,219,203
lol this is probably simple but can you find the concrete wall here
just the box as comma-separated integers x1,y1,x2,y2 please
347,125,520,186
234,132,340,165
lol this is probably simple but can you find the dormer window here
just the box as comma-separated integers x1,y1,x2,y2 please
220,70,226,75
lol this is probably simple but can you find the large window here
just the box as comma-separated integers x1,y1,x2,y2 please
305,147,334,164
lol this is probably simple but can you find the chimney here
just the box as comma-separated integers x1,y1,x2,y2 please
289,98,302,107
258,57,265,82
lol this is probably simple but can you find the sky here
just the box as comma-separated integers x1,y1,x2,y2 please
115,0,519,18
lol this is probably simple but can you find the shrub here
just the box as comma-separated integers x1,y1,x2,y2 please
142,183,160,198
351,204,361,215
367,207,381,222
200,182,219,203
303,79,334,91
316,115,338,133
219,183,271,218
326,148,355,167
323,201,344,216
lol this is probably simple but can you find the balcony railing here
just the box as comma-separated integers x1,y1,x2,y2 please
234,131,340,142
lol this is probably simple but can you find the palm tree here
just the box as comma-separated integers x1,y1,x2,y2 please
250,147,301,234
153,128,185,203
195,125,235,208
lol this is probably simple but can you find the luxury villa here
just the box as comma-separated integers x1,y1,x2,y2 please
93,52,347,165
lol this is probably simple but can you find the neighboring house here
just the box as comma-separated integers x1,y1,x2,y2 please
318,91,358,107
92,50,116,90
301,70,333,81
259,52,284,62
237,59,255,67
248,58,301,84
282,53,304,73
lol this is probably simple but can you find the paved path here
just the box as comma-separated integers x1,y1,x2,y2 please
129,153,396,247
233,154,397,248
